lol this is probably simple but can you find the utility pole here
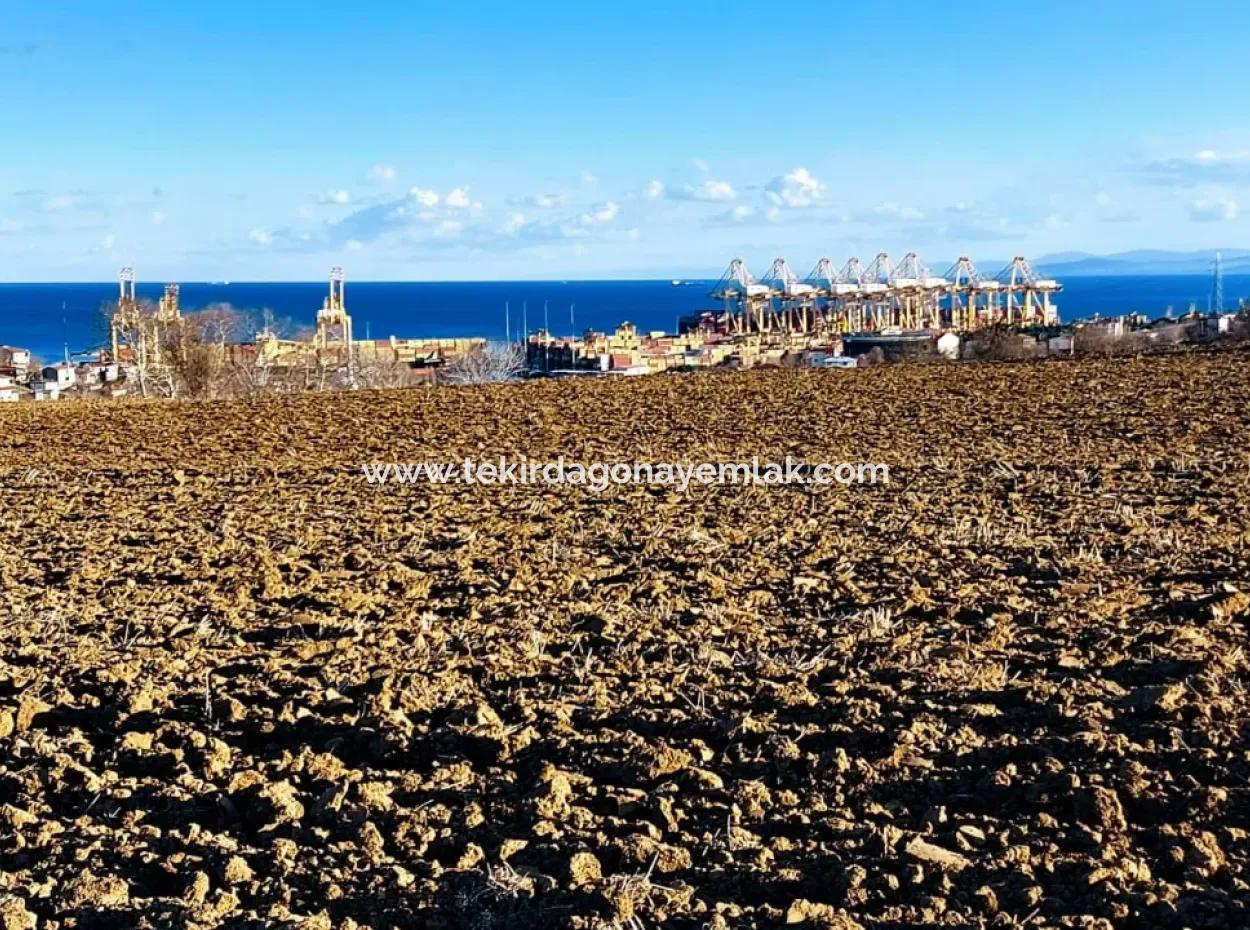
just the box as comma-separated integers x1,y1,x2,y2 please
1213,251,1224,314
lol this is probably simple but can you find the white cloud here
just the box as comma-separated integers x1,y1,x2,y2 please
764,167,826,208
1140,150,1250,186
580,171,599,186
318,189,351,205
150,210,166,226
369,164,397,182
248,227,272,246
525,192,571,209
858,203,925,221
716,204,757,223
707,203,762,226
346,239,364,251
42,195,76,212
642,180,664,200
409,187,440,207
100,233,116,250
328,189,485,244
488,203,640,247
434,219,463,237
1189,198,1239,222
673,179,737,202
691,158,710,174
444,186,482,210
579,201,619,225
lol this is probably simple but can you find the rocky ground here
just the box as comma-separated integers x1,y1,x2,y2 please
2,351,1250,929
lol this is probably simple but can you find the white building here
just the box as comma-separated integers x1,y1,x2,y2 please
42,364,77,389
1048,334,1073,355
80,360,122,384
1094,317,1127,338
28,380,60,401
0,346,31,378
0,374,18,403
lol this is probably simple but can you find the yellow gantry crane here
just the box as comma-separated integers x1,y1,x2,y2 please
710,253,1061,334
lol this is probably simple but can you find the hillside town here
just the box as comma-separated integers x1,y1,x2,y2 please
0,343,125,402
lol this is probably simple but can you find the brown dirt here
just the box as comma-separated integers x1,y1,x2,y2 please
2,352,1250,928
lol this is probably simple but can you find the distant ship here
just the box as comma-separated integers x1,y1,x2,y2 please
671,279,681,286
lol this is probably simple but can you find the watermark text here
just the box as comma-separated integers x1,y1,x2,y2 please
361,455,888,493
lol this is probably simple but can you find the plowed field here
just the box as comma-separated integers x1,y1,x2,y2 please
3,352,1250,929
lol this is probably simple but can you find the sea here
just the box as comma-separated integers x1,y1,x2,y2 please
1,275,1246,363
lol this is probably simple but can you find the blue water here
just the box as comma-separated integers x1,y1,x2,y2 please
1,275,1246,362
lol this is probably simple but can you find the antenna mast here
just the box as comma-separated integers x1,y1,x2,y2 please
1213,251,1224,313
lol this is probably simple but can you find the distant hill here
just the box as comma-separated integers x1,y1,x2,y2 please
1035,249,1250,277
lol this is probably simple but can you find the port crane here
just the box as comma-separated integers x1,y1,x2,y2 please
709,252,1061,335
994,256,1060,326
759,258,815,332
710,259,775,334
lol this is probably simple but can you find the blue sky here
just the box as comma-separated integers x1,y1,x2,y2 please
2,0,1249,281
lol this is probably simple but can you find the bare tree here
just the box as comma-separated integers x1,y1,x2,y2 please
223,347,274,395
965,324,1034,361
1073,325,1133,358
355,355,421,389
440,341,524,385
160,307,246,398
106,298,167,398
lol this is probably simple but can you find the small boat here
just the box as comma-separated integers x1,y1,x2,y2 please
671,279,681,286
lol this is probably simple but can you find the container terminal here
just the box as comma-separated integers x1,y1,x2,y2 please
705,253,1060,334
527,252,1062,374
